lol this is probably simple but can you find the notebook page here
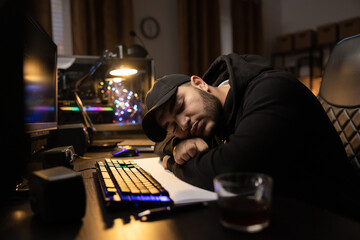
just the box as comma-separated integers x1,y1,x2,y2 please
134,157,217,204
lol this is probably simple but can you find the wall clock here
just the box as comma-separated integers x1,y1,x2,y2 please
140,17,160,40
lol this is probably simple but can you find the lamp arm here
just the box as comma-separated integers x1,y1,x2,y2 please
74,60,103,92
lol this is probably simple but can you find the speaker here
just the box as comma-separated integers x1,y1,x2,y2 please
29,166,86,222
41,146,76,169
49,124,90,156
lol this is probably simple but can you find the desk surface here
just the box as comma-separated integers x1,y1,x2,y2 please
1,150,360,240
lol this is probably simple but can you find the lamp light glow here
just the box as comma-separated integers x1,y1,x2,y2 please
109,68,138,77
113,78,122,83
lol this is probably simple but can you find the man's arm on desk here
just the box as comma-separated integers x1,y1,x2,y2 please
154,134,177,159
157,137,218,191
156,135,209,166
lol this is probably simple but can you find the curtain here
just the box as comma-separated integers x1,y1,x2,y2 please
27,0,52,37
231,0,264,56
70,0,134,56
178,0,221,76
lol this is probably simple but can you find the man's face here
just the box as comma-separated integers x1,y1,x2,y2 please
155,84,222,139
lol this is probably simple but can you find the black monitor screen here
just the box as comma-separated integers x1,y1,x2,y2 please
23,16,57,133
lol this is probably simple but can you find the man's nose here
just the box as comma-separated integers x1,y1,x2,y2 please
175,114,190,131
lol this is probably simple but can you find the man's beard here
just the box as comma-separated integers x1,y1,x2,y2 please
195,87,223,138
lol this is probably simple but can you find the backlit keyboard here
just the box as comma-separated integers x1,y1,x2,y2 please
95,159,173,209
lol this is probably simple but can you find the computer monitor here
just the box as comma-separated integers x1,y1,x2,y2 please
24,15,58,135
0,1,57,196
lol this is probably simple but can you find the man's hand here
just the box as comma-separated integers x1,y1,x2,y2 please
173,138,209,165
162,155,171,170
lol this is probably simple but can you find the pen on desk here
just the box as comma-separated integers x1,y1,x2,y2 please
138,202,208,221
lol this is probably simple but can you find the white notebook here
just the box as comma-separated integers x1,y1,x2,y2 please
134,157,217,204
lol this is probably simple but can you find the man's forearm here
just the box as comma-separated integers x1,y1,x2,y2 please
154,134,179,159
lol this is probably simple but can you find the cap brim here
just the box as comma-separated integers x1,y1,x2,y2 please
142,88,177,142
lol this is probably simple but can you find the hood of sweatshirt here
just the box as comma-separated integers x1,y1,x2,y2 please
202,54,273,138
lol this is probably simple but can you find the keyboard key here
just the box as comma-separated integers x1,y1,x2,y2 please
113,194,121,201
101,172,110,179
107,187,117,195
104,179,115,188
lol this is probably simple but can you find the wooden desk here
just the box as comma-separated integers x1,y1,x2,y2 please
1,150,360,240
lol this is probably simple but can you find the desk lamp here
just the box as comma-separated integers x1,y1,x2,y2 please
72,44,148,133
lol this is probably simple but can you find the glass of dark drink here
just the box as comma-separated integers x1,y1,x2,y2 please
213,173,273,233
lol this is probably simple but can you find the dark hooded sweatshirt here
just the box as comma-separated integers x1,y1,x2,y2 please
156,54,360,217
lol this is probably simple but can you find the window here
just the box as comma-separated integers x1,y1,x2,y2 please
51,0,73,55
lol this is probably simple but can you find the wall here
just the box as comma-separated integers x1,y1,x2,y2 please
132,0,179,78
132,0,360,77
132,0,234,77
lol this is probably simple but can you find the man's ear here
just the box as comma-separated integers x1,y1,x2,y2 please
190,75,209,92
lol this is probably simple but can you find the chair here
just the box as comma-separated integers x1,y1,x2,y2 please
317,34,360,174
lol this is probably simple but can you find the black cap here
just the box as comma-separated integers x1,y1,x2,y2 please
142,74,190,142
